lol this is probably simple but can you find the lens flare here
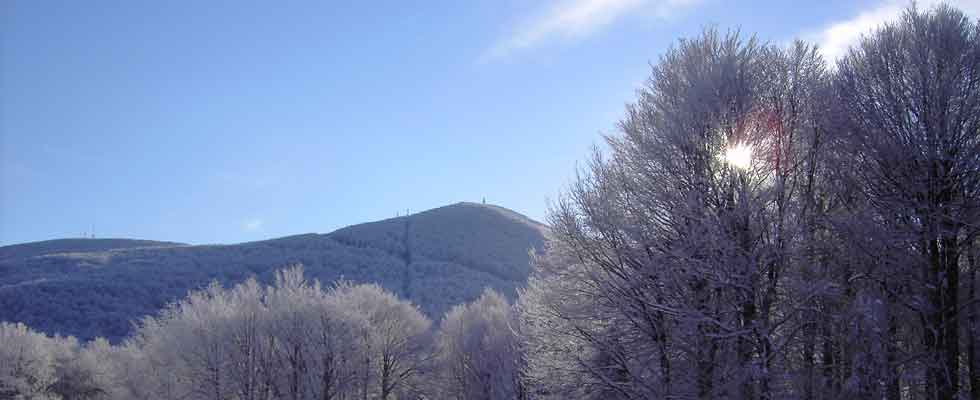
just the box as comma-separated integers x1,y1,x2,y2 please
723,143,752,169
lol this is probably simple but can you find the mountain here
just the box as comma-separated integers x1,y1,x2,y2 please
0,238,186,262
0,203,547,342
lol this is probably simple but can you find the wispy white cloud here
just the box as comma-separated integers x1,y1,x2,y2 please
807,0,980,63
242,218,264,233
482,0,700,61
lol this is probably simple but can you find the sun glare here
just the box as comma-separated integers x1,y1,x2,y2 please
723,143,753,170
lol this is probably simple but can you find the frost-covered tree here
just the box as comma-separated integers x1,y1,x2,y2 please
435,288,522,400
262,267,370,400
333,282,433,400
521,27,834,400
108,265,434,400
519,241,623,399
48,337,113,400
0,322,116,400
834,4,980,399
0,322,62,399
521,4,980,400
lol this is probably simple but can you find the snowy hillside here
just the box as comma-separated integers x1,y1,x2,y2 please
0,238,186,262
0,202,546,342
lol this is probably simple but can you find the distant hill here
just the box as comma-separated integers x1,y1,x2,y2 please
0,238,186,262
0,203,547,342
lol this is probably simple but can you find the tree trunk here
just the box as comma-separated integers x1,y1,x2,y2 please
697,341,717,399
969,248,978,400
942,235,960,400
740,300,757,400
924,233,960,400
380,360,391,400
362,355,370,400
886,308,901,400
659,329,671,399
803,319,815,400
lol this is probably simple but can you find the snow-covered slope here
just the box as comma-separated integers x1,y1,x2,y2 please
0,203,546,342
0,238,186,262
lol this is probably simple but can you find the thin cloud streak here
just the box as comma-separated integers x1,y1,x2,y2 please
482,0,700,62
242,218,264,233
807,0,980,63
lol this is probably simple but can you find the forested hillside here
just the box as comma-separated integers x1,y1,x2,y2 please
0,238,185,262
0,202,546,342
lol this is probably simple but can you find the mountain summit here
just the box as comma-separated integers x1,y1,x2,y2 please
0,202,547,342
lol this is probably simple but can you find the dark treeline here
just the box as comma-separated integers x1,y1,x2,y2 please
3,3,979,400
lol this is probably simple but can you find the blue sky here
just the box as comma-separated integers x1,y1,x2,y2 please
2,0,977,245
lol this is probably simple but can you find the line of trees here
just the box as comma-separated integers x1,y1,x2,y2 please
522,3,979,400
0,266,523,400
2,3,978,400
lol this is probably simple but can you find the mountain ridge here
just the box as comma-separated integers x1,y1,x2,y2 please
0,238,187,263
0,202,547,342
